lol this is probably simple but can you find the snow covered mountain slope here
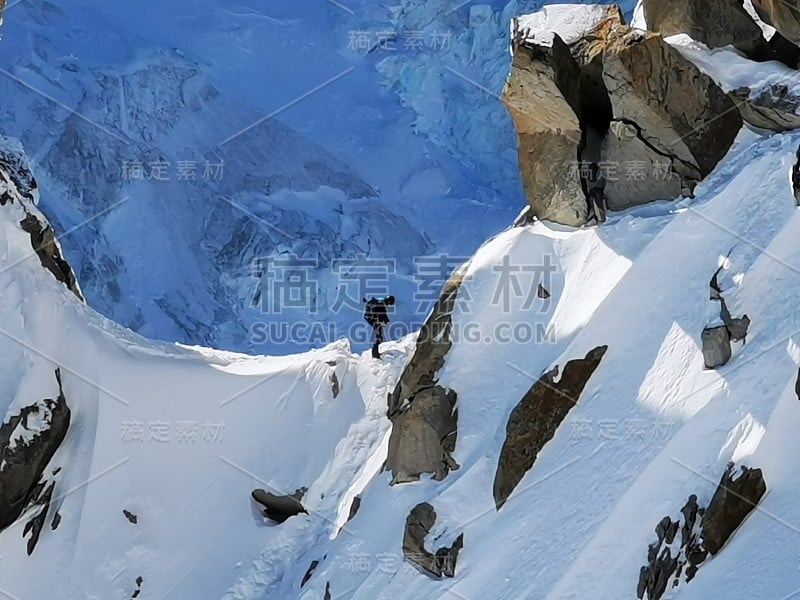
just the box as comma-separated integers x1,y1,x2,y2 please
3,2,800,600
5,126,800,599
0,137,416,599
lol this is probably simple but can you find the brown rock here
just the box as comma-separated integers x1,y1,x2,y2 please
601,28,742,188
600,121,683,210
701,463,766,555
502,36,587,226
493,346,608,509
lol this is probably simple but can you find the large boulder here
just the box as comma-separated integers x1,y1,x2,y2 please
503,5,742,226
701,325,732,369
702,463,766,554
601,27,742,189
493,346,607,509
600,121,683,210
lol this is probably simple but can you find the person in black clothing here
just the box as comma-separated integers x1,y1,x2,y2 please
363,296,395,359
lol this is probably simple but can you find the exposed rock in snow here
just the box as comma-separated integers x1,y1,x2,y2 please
493,346,608,510
346,495,361,523
731,85,800,132
794,144,800,205
122,509,138,524
637,494,707,600
637,462,764,599
0,140,83,300
387,386,458,484
251,488,308,524
300,559,320,588
600,121,683,210
130,576,143,599
22,480,55,555
19,214,83,301
701,325,732,369
386,267,465,483
402,502,463,579
701,463,767,554
0,369,70,545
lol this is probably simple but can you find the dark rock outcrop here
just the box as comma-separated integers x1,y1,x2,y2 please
386,268,465,484
301,559,320,587
324,582,331,600
702,463,766,555
251,487,307,523
795,366,800,400
725,314,750,343
23,481,55,555
493,346,608,509
637,462,766,599
19,214,83,300
131,576,143,599
732,85,800,132
504,6,741,225
402,502,464,579
123,509,138,524
347,495,361,522
0,144,83,301
637,495,707,600
0,368,71,541
330,371,340,399
701,325,732,369
703,266,750,369
794,143,800,206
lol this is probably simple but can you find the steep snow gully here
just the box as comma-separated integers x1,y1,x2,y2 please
2,1,800,600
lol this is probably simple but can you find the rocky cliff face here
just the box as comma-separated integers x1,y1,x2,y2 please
504,4,744,226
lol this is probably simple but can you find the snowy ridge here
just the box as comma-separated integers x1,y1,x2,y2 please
1,2,800,600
